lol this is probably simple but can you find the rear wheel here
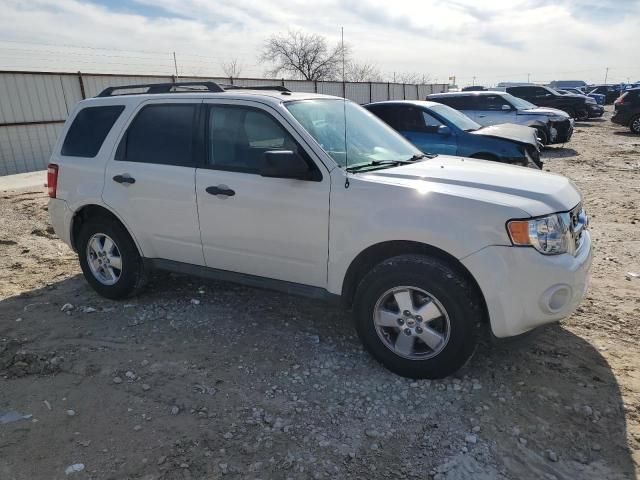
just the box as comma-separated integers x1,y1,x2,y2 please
77,218,146,299
630,115,640,134
353,255,483,379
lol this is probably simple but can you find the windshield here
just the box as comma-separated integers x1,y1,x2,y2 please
428,104,480,131
503,93,537,110
285,99,420,168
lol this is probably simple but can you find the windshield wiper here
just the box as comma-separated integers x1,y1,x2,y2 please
346,159,412,172
346,154,436,172
409,153,437,160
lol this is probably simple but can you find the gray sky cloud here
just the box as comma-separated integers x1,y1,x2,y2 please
0,0,638,85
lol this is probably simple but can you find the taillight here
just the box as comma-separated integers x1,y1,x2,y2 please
47,164,59,198
615,93,628,105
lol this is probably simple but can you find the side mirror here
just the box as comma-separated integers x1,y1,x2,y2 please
437,125,452,136
501,104,512,111
260,150,311,180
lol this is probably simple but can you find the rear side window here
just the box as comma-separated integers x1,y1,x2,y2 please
431,96,472,110
117,104,197,166
61,105,124,157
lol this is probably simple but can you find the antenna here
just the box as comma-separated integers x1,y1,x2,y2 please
342,26,349,189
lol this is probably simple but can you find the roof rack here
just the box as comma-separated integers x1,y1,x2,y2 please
97,81,224,97
96,81,291,97
218,84,291,92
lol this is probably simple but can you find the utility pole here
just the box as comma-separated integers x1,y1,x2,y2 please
604,67,609,84
472,76,476,86
173,51,179,80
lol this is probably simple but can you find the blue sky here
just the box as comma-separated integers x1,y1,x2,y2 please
0,0,638,85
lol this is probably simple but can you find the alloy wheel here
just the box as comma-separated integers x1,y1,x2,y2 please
86,233,122,286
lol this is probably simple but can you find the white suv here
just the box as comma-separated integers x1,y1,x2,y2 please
48,82,592,379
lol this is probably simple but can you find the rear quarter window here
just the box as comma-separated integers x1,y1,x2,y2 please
61,105,125,157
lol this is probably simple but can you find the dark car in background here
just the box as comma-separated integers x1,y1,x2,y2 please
556,89,605,117
364,100,542,168
611,87,640,133
562,88,605,106
504,85,599,120
427,91,573,146
589,85,622,104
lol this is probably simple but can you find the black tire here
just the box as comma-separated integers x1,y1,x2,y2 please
353,254,483,379
630,115,640,134
576,109,589,121
77,217,146,300
534,128,548,146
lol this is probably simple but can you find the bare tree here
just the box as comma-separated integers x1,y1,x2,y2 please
222,58,243,78
344,61,384,82
260,30,348,81
393,72,432,84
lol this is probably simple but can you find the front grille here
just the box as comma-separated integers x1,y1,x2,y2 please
568,203,588,255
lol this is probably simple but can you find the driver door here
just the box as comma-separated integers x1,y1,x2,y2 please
195,100,330,287
474,95,517,125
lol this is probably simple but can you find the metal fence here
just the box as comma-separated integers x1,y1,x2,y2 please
0,70,448,176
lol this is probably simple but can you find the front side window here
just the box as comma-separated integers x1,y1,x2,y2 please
61,105,124,158
285,99,420,167
207,105,302,173
475,95,510,111
421,111,444,132
118,104,196,167
429,104,480,132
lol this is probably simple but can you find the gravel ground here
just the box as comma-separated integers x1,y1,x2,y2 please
1,109,639,480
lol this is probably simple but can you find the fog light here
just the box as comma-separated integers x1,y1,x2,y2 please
540,285,573,313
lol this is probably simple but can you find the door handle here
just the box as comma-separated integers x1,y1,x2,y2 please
113,174,135,184
206,185,235,197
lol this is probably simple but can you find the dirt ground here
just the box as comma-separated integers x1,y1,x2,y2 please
1,109,639,480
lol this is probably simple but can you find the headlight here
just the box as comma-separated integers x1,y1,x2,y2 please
507,213,571,255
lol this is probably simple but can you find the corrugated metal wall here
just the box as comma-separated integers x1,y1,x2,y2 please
0,70,448,176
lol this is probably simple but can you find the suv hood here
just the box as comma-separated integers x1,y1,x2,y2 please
469,123,538,148
360,156,580,217
519,107,569,118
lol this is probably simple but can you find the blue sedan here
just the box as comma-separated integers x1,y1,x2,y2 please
365,101,543,168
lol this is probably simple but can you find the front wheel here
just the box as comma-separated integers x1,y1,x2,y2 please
534,128,549,146
353,255,483,379
576,109,589,121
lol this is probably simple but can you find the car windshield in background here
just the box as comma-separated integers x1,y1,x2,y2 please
503,93,537,110
429,104,481,132
285,99,420,168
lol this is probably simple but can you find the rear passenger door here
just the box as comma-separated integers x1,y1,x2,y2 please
195,100,330,287
102,100,205,266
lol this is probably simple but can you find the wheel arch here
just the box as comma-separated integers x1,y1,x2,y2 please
70,203,143,256
340,240,489,323
469,152,499,162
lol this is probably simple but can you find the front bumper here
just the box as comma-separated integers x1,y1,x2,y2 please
462,231,592,338
587,104,604,117
549,118,573,143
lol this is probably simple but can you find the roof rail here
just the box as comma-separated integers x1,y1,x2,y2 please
218,84,291,92
97,81,225,97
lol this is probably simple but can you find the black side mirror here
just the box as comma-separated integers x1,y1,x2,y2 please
260,150,311,180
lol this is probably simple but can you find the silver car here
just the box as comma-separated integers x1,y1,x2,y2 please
427,91,574,145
